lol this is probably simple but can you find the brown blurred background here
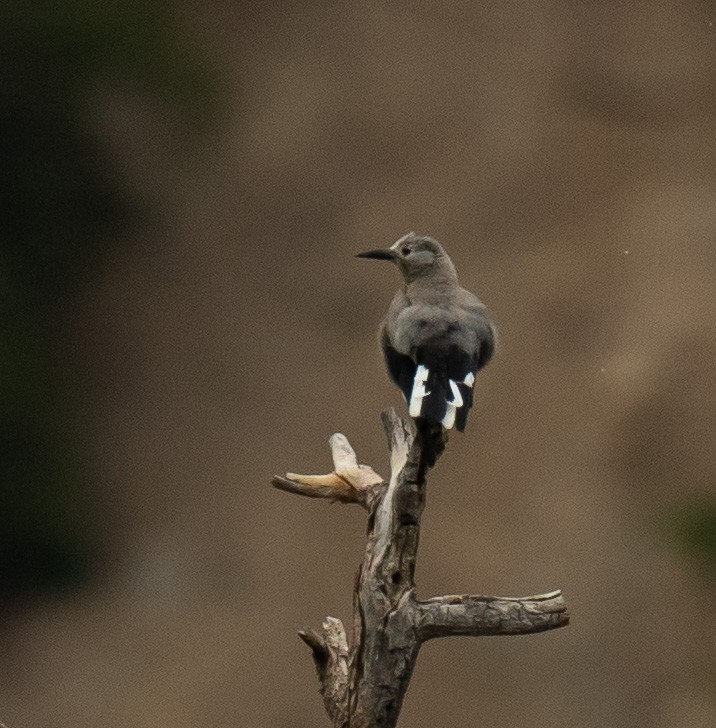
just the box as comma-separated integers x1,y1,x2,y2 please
1,2,715,727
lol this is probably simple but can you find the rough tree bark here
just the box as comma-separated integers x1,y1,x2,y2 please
272,409,568,727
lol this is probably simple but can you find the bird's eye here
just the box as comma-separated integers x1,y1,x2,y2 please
401,246,411,256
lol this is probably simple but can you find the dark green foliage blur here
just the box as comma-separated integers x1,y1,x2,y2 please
0,1,216,600
670,500,716,582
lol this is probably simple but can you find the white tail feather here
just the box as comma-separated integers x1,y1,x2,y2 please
441,380,463,429
409,365,430,417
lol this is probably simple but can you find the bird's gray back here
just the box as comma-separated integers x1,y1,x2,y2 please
384,286,492,359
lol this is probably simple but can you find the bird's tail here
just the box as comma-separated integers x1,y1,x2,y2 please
416,419,447,478
408,347,475,432
413,360,449,424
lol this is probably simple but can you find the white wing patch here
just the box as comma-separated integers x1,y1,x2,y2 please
409,365,431,417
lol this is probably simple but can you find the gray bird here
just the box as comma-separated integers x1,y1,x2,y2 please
357,232,496,437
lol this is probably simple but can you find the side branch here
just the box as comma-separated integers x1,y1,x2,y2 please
298,617,349,723
415,590,569,642
272,433,384,509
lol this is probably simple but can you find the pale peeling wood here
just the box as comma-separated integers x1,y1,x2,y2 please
328,433,383,488
371,410,414,566
415,590,569,642
272,473,366,505
274,409,569,728
381,408,413,476
272,432,384,508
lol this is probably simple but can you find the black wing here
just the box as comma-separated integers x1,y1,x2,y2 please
476,320,496,370
381,327,416,402
455,320,496,431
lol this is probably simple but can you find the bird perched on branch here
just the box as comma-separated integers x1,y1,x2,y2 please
357,232,496,463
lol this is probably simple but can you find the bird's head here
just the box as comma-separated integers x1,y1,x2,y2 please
356,232,456,284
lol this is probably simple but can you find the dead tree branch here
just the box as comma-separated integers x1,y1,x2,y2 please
273,409,569,727
415,590,568,640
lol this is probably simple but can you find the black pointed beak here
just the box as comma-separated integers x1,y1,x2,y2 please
355,248,396,261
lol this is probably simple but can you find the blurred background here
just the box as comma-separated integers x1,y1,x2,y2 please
1,2,715,726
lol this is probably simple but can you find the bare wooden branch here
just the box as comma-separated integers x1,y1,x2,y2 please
299,617,350,724
346,410,424,727
272,433,384,508
274,409,569,727
415,590,569,641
